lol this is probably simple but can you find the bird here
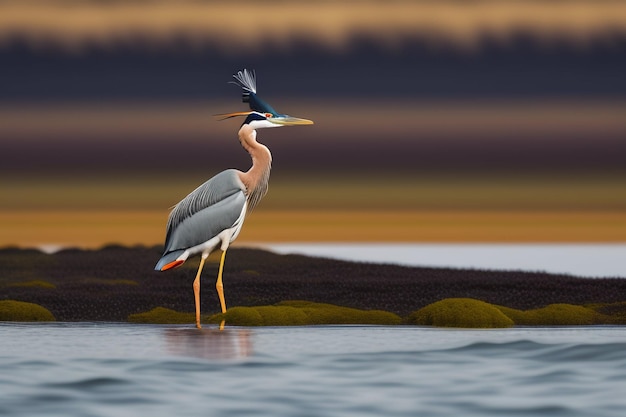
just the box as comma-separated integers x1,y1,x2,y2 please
155,69,313,328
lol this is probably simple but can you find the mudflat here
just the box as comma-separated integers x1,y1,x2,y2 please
1,246,625,322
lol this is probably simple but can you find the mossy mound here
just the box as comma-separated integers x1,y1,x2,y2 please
8,280,56,289
407,298,514,328
128,307,196,324
586,302,626,324
409,298,613,328
498,303,604,326
0,300,55,322
125,299,624,327
208,301,402,326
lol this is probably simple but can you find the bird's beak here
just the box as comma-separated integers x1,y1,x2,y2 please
269,116,314,126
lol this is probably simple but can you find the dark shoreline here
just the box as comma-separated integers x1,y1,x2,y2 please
1,245,625,322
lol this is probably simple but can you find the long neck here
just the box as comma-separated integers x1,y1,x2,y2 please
238,124,272,210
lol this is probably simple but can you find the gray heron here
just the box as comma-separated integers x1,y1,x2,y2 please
155,69,313,328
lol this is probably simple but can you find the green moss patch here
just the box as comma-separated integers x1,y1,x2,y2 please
0,300,55,322
586,302,626,324
126,299,625,327
208,301,402,326
408,298,617,328
407,298,514,328
8,280,56,289
499,303,604,326
128,307,196,324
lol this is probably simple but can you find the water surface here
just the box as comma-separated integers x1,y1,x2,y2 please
2,323,626,416
264,243,626,278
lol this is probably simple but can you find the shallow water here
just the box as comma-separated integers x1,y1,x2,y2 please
264,243,626,278
2,323,626,416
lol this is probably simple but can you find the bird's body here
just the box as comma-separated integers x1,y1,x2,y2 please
154,169,248,272
155,69,312,328
155,124,270,272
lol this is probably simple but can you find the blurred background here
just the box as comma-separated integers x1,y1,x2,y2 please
1,0,625,248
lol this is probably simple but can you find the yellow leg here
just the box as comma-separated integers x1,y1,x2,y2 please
193,256,207,329
216,250,228,314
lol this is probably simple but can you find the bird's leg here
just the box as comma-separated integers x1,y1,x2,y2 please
193,255,207,329
216,250,228,314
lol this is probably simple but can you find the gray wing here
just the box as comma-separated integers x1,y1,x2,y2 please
162,169,246,253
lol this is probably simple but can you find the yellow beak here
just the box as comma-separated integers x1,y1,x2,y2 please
269,116,314,126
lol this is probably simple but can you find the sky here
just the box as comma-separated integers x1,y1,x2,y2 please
0,0,625,247
2,0,625,178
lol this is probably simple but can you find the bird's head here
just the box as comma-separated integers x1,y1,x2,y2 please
216,69,314,129
239,111,314,130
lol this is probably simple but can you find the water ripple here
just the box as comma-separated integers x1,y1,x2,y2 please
44,376,133,391
2,325,626,417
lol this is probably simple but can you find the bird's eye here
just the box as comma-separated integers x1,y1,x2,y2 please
265,113,273,118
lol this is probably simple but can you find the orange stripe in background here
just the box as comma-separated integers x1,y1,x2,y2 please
1,210,624,249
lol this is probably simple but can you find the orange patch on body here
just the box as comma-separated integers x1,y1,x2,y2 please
161,259,184,271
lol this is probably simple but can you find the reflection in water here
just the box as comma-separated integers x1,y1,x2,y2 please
164,328,253,360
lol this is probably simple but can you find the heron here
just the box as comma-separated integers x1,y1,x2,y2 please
155,69,313,328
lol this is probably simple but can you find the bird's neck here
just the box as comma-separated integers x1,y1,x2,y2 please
238,125,272,210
